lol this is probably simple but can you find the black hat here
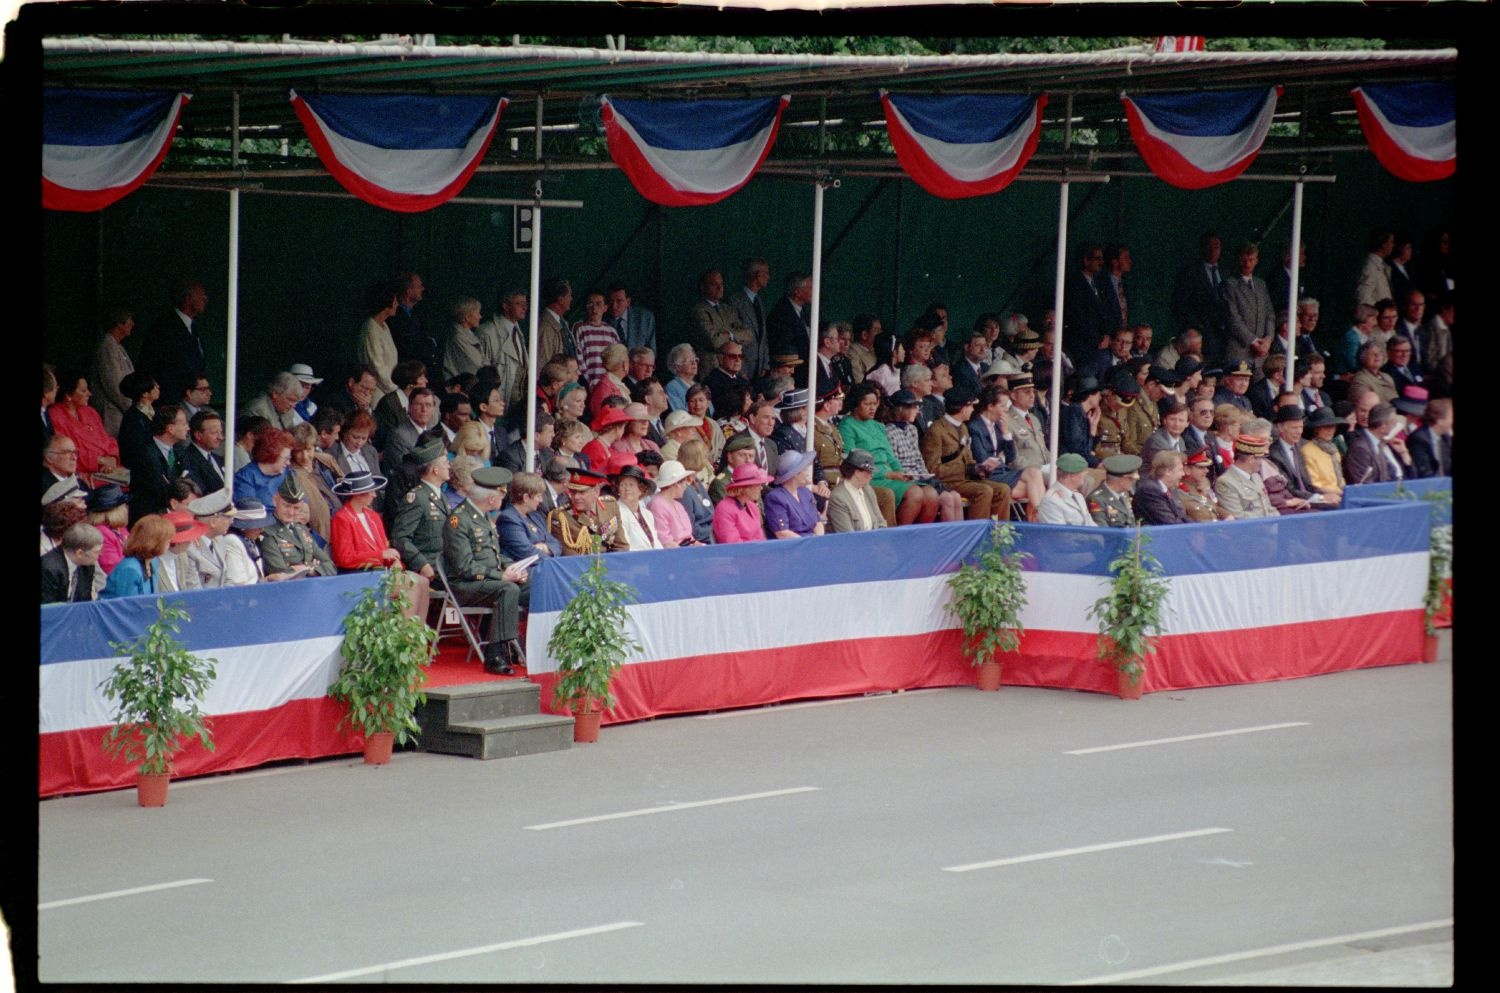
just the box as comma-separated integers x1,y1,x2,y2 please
1067,374,1102,400
841,449,877,473
1109,371,1141,398
85,483,127,513
1174,356,1205,378
1305,406,1339,429
332,470,388,496
1273,404,1307,423
943,387,978,413
1149,367,1183,386
888,389,920,407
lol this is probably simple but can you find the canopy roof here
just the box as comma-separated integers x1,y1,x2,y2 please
41,36,1456,178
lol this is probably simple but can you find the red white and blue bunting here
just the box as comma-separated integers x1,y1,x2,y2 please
1121,86,1281,190
879,90,1048,199
43,89,189,212
1351,83,1455,183
289,90,506,213
600,94,790,207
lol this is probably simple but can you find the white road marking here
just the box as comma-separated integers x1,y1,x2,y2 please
1064,722,1310,755
694,690,930,719
523,787,821,830
942,828,1233,873
1070,918,1454,985
289,921,644,983
39,878,212,910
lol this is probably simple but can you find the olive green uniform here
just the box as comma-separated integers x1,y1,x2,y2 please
259,520,336,577
443,497,524,645
1086,483,1138,528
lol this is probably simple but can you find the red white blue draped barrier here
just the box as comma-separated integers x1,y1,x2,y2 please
39,573,378,797
289,90,506,212
879,91,1047,199
1351,83,1455,183
1342,478,1452,526
1121,87,1281,189
526,503,1430,725
42,89,189,212
600,94,790,206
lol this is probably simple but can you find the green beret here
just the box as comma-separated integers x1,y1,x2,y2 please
277,474,306,502
1056,453,1089,474
724,431,757,454
1103,453,1143,476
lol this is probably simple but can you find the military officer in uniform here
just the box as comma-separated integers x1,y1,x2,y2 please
708,432,759,505
812,381,896,527
918,387,1011,521
1214,434,1277,519
444,473,528,675
1087,453,1142,528
1179,442,1233,521
547,467,629,555
260,475,337,578
389,439,452,580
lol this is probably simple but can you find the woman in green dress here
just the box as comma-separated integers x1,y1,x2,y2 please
837,382,940,526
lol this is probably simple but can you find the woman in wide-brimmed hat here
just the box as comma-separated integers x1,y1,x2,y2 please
647,459,700,548
712,462,773,544
764,449,823,539
329,470,401,572
607,452,663,551
85,483,130,574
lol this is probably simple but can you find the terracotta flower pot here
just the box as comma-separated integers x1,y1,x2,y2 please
363,731,395,765
1423,634,1440,664
1115,668,1144,700
976,661,1002,692
573,708,601,743
137,773,169,807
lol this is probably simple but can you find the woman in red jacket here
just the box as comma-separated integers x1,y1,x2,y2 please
329,470,400,572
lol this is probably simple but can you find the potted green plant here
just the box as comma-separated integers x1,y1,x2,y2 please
946,521,1029,691
548,544,640,742
1087,529,1171,700
1422,517,1452,663
329,568,437,764
100,598,218,807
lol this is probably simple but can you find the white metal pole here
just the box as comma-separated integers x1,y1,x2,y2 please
524,189,542,472
224,187,240,498
1282,179,1304,394
1046,180,1069,489
805,181,824,452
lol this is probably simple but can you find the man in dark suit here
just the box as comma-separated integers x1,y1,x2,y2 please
179,409,228,496
1098,244,1132,337
1133,451,1191,526
1383,338,1424,396
137,277,210,405
317,364,380,420
728,257,771,379
1406,397,1452,478
1267,242,1310,320
766,273,814,367
1266,406,1323,503
381,388,438,478
41,524,104,604
1063,242,1109,366
605,283,657,354
1295,354,1333,414
42,435,91,500
744,400,781,477
387,272,440,379
951,331,989,398
125,404,189,524
1343,403,1411,485
1171,232,1229,362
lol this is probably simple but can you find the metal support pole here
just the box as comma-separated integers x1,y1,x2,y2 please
1282,179,1305,393
524,188,543,473
224,188,240,497
805,180,825,452
1046,181,1068,490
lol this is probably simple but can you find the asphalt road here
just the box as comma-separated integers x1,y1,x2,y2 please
35,640,1452,986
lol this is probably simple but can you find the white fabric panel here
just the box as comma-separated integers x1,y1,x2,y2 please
40,636,345,734
41,94,183,191
610,108,774,194
1129,91,1278,173
527,551,1426,671
886,101,1035,182
300,100,501,195
1358,93,1456,161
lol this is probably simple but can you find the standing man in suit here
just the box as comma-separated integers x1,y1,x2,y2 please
606,283,657,355
766,273,814,370
1098,244,1132,338
1268,242,1309,320
180,409,228,496
1223,242,1275,367
687,268,748,378
138,277,210,405
729,257,772,379
91,304,136,437
1063,242,1109,367
1172,232,1229,363
41,523,104,604
478,288,530,411
387,272,440,379
536,277,573,366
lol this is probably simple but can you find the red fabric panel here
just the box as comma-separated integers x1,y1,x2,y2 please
40,697,362,798
880,92,1048,200
601,98,788,208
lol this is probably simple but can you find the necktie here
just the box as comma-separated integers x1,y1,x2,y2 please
1118,279,1128,325
1210,265,1221,288
753,296,765,333
66,567,76,602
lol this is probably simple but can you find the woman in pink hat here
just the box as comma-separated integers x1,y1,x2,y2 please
712,463,773,544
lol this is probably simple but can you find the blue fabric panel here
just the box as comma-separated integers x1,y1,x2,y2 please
885,92,1034,144
299,92,498,150
1360,82,1455,129
1128,88,1272,137
44,89,178,145
1344,479,1453,527
40,573,379,664
607,96,782,151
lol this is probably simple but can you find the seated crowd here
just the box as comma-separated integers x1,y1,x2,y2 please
42,232,1455,651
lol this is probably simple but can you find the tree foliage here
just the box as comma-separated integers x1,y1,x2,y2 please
946,521,1029,668
548,549,640,714
329,569,436,744
100,598,218,777
1087,530,1171,686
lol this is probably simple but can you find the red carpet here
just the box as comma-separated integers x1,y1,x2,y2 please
422,636,532,689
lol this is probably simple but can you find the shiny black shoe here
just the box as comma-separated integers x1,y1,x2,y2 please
506,638,527,669
483,645,515,676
